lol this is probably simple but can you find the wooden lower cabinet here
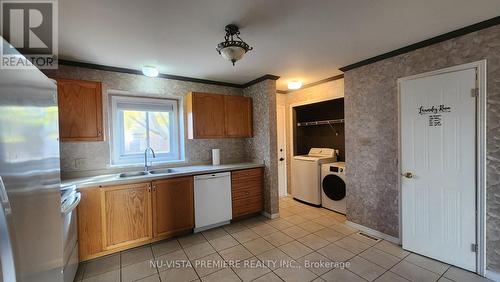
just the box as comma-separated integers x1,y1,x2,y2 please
152,177,194,238
77,187,103,260
101,182,152,250
77,177,194,261
231,168,264,219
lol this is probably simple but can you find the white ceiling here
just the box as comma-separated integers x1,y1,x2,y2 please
58,0,500,91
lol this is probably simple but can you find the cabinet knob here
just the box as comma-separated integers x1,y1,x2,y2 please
402,172,414,179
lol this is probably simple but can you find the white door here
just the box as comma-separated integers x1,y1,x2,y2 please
400,68,477,271
277,104,287,197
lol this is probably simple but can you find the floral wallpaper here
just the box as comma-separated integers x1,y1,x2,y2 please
244,80,279,215
344,25,500,272
44,65,249,178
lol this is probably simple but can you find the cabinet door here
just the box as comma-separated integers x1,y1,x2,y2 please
57,79,103,141
188,92,225,138
152,177,194,238
77,187,103,261
101,183,152,250
224,96,253,137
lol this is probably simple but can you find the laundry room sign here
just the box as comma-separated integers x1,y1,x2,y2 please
417,104,451,127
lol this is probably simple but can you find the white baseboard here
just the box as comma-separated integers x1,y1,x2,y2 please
262,211,280,219
344,222,499,281
346,220,400,245
486,270,500,282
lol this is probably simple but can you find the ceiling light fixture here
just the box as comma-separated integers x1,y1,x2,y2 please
142,66,159,77
288,81,303,90
216,24,253,66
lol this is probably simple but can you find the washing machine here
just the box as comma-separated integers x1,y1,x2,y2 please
321,162,346,214
291,148,337,205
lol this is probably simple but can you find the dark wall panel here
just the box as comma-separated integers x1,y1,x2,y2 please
293,98,345,160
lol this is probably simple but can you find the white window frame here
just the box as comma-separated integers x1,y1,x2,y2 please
109,94,185,166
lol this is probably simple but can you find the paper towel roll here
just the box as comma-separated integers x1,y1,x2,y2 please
212,149,220,166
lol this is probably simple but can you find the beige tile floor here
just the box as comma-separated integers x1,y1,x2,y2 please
74,196,492,282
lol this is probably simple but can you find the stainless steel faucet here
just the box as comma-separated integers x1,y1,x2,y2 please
144,147,156,172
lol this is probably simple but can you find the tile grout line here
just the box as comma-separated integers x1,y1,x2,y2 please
222,221,302,282
199,230,225,281
150,242,163,281
354,252,407,282
81,198,471,282
370,245,411,281
281,201,381,281
119,249,122,282
200,226,253,281
183,240,203,281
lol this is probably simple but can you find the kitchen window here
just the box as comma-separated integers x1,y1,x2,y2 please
110,95,184,165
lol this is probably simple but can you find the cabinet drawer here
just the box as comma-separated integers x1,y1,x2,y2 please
232,195,263,218
232,186,262,200
231,178,263,192
232,168,263,180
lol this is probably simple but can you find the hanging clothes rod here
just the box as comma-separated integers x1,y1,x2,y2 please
296,119,344,127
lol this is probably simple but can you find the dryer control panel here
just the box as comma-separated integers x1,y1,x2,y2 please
329,166,345,173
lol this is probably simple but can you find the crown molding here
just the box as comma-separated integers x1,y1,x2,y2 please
241,74,281,88
57,59,279,89
277,74,344,94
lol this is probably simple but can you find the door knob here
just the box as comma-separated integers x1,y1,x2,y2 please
279,158,285,161
402,172,414,179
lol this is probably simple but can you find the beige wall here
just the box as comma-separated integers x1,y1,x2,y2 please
277,79,344,193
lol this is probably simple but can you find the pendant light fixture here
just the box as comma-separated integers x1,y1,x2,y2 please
216,24,253,66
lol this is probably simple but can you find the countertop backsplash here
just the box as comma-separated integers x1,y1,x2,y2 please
59,138,251,179
45,65,253,179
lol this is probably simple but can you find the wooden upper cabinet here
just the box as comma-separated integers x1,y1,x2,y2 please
186,92,253,139
100,182,152,250
152,177,194,238
224,95,253,137
187,92,225,139
56,78,103,141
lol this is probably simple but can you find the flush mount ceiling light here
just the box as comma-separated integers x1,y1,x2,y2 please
216,24,253,66
288,81,303,90
142,66,159,77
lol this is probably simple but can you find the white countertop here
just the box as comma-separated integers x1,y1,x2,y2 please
62,162,265,189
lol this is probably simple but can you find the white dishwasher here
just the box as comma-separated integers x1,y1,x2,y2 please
194,172,232,232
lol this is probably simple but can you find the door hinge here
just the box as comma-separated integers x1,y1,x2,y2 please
471,243,478,253
471,88,479,97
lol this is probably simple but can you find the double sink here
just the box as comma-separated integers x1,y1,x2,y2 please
118,168,177,178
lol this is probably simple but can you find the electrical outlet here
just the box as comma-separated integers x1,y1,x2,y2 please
74,158,86,169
